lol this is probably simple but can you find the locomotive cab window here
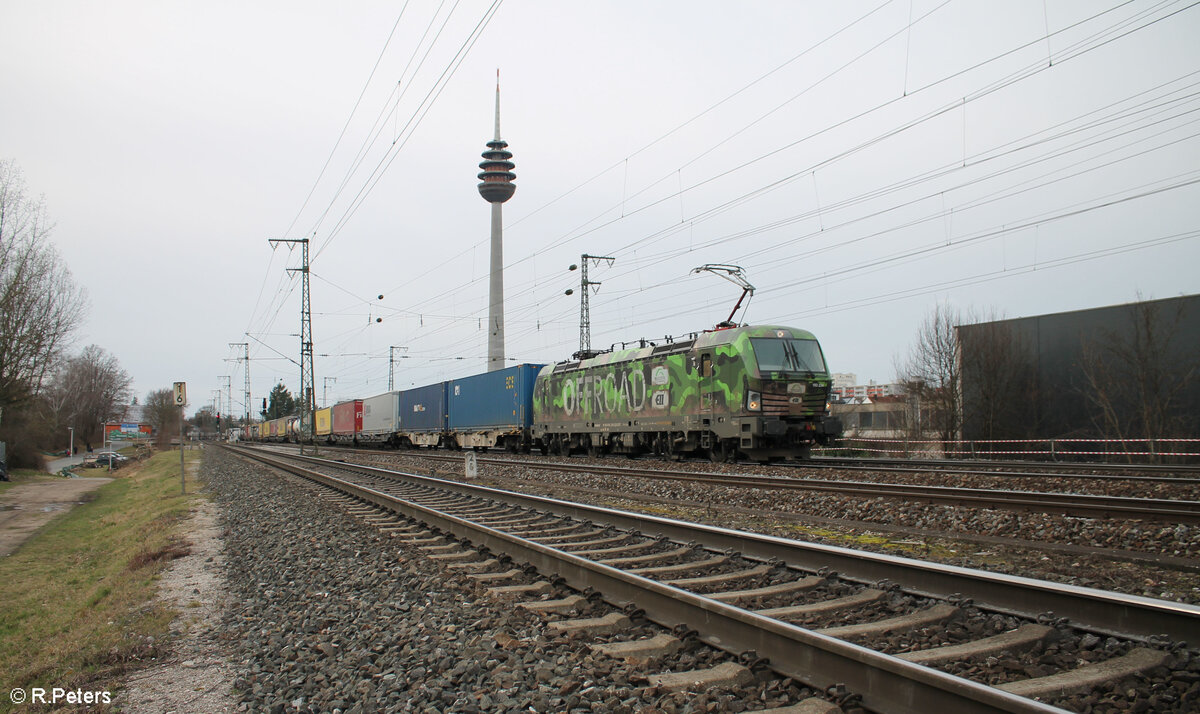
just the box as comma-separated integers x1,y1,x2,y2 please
701,354,713,377
750,338,827,374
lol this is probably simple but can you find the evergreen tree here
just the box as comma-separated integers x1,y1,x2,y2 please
266,383,296,419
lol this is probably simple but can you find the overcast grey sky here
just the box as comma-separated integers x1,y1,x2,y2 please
3,0,1198,417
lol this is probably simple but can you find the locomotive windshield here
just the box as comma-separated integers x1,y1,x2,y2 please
749,338,827,375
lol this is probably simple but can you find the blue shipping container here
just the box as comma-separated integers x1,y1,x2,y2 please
447,364,543,430
399,382,447,433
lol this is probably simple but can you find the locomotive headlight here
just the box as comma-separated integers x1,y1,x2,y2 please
747,390,762,411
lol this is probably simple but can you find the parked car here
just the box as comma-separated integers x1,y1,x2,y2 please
85,454,122,469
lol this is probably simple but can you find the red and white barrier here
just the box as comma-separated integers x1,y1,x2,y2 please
815,437,1200,461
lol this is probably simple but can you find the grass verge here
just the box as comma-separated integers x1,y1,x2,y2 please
0,449,202,712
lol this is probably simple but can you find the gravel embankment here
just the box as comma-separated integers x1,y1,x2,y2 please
496,463,1200,557
204,448,824,713
341,451,1200,605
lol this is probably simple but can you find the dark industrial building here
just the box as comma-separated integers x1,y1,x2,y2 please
957,294,1200,445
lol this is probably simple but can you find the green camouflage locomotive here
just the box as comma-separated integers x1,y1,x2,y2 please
532,325,842,461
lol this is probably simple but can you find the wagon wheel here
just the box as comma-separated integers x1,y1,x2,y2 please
586,435,600,459
709,438,731,463
665,433,683,462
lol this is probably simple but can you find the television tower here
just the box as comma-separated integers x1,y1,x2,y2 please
477,71,516,371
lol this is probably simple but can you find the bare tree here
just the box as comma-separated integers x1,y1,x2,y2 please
895,304,963,448
0,159,87,411
1079,298,1199,459
48,345,132,451
191,406,218,434
144,389,180,446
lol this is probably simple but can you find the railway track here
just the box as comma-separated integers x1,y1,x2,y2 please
282,444,1200,524
227,444,1199,714
802,457,1200,484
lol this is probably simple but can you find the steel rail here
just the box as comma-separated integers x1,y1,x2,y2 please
271,441,1200,483
228,445,1065,714
272,444,1200,489
240,446,1200,644
800,458,1200,483
810,456,1200,476
379,449,1200,524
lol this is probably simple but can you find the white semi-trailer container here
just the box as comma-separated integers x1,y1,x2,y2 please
360,391,401,445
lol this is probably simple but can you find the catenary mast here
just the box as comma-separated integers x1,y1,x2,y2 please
477,71,516,371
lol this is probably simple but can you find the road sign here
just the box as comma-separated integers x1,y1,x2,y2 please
173,382,187,406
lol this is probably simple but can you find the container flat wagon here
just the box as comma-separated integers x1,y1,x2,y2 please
360,392,400,445
331,399,364,444
447,363,543,450
315,407,333,443
398,382,447,447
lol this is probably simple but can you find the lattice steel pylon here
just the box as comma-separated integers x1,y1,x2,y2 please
388,345,407,391
269,238,314,441
219,375,232,424
569,254,614,360
229,342,250,423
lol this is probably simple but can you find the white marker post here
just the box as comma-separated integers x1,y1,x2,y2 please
173,382,187,494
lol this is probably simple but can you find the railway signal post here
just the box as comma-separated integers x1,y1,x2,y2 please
173,381,186,494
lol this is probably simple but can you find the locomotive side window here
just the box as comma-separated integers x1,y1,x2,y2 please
701,354,713,377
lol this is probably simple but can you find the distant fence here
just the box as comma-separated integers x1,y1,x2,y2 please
815,437,1200,463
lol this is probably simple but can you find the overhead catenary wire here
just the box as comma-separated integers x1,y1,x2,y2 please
240,1,505,401
311,0,504,263
241,1,1198,400
377,0,1189,334
280,1,415,241
382,44,1200,359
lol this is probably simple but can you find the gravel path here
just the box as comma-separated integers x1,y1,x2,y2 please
119,494,236,712
0,476,111,556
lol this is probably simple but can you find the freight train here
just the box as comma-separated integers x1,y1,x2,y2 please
244,324,841,461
